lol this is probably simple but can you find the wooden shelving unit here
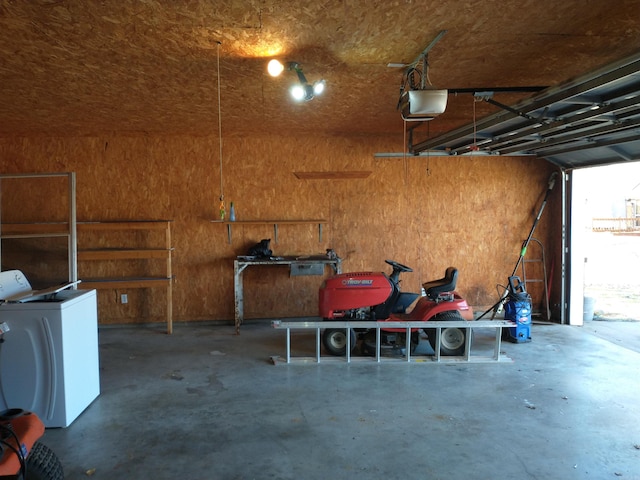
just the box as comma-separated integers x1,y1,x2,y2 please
1,177,173,332
77,220,174,333
2,219,174,333
0,172,78,283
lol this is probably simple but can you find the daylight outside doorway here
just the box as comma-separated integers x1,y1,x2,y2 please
572,162,640,324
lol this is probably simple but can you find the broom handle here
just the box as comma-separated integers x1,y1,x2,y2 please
510,171,558,278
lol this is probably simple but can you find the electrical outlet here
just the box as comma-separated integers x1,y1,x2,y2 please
120,294,128,304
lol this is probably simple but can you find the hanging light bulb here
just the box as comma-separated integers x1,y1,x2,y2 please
290,84,306,101
267,59,285,77
313,79,326,96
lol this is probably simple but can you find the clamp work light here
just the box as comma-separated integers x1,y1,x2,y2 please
268,59,326,102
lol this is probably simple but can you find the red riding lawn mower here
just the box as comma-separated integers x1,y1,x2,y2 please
0,408,63,480
319,260,473,356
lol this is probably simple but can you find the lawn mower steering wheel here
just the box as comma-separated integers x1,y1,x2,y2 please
385,259,413,273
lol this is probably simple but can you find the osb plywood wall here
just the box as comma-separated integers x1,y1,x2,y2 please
0,134,559,326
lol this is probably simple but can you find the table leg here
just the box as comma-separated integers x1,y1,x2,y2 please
234,261,246,334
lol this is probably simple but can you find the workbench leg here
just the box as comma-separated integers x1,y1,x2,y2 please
234,262,244,335
166,284,173,335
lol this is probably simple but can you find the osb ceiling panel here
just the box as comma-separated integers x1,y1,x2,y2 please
1,0,639,138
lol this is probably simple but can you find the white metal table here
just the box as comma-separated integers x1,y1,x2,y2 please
233,255,341,334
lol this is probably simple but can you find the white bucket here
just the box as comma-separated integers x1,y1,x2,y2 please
583,296,596,322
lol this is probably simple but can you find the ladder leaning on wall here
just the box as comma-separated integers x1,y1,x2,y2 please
520,237,551,321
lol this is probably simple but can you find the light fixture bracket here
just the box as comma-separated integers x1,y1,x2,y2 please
288,63,308,84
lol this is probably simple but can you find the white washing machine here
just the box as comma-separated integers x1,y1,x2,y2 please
0,270,100,428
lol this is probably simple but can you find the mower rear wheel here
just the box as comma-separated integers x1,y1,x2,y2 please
25,441,64,480
322,328,357,356
425,311,468,356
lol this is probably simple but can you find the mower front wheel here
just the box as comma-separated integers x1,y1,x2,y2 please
322,328,357,356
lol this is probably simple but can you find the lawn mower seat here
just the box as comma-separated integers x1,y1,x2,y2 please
422,267,458,301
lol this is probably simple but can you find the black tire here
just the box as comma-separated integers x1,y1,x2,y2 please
424,311,468,356
322,328,357,356
25,441,64,480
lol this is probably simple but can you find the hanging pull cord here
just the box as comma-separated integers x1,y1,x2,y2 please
216,41,224,201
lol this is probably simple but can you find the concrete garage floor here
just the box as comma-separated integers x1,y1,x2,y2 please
42,320,640,480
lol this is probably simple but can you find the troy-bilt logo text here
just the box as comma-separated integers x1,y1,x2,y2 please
342,279,374,286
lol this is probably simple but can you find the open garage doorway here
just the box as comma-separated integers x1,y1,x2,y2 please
571,162,640,325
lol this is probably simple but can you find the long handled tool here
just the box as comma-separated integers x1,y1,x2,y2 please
478,171,558,320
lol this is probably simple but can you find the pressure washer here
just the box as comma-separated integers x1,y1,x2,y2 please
503,276,532,343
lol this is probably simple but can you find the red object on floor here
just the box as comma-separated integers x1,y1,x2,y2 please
0,410,45,475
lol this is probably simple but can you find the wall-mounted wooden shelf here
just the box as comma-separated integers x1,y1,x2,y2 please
212,219,328,243
294,171,371,180
0,222,71,238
